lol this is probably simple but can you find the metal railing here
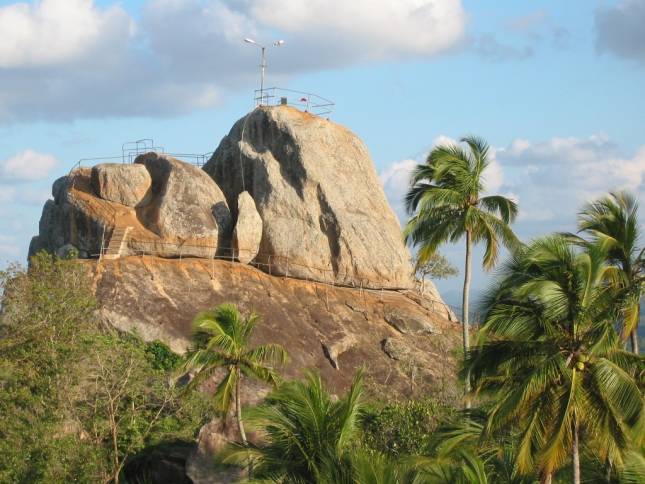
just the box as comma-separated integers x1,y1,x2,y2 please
254,87,335,116
68,140,213,174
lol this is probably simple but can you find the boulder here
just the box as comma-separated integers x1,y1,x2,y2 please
384,309,441,335
135,153,230,246
382,337,411,361
91,163,151,207
232,191,262,264
204,105,414,289
30,156,232,261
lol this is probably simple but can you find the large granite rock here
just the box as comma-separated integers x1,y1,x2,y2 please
91,163,151,207
135,153,230,244
203,105,414,289
29,155,231,260
232,191,262,264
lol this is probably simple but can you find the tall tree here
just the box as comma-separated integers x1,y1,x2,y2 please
182,304,288,447
404,136,519,406
465,236,644,483
577,191,643,354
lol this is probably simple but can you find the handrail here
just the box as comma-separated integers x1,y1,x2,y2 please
254,87,335,116
68,151,213,174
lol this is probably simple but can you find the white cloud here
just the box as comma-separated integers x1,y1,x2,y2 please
249,0,465,61
0,0,466,123
0,0,133,68
380,158,417,224
1,149,59,181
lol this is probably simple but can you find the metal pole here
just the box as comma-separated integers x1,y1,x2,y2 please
260,46,266,104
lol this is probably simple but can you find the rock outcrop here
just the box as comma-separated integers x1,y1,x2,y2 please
30,155,231,260
88,256,459,397
204,106,414,289
232,191,262,264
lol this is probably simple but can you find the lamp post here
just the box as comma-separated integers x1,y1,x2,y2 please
244,38,285,105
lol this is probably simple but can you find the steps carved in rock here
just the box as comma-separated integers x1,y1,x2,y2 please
103,226,132,260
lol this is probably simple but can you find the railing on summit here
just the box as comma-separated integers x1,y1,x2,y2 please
69,138,213,173
254,87,335,117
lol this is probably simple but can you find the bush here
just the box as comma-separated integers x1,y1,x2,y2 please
360,397,453,457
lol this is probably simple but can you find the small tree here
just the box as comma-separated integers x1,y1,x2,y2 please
182,304,288,447
414,252,458,293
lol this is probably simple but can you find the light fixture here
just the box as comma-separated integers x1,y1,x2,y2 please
243,38,286,105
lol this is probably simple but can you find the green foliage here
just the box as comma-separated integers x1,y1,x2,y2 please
182,303,288,451
414,251,458,281
466,236,645,480
0,253,210,483
361,398,452,457
222,369,366,482
575,191,643,352
404,136,519,269
145,339,182,371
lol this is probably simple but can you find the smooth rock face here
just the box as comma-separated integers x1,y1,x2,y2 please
91,163,151,207
233,191,262,264
204,105,414,289
135,153,230,243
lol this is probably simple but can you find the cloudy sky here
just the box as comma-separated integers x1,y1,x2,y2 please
0,0,644,304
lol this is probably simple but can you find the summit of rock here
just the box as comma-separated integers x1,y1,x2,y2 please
204,105,414,289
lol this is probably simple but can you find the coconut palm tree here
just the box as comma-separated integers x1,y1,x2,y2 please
577,191,643,354
465,236,644,484
404,136,519,405
182,303,288,446
222,369,365,482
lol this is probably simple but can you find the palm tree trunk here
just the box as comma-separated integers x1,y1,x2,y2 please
573,418,581,484
235,366,247,445
630,302,639,354
540,471,553,484
462,229,472,409
631,329,639,354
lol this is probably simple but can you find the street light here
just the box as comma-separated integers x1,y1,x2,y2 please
244,37,285,105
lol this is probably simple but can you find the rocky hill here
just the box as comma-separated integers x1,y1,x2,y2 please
28,105,461,482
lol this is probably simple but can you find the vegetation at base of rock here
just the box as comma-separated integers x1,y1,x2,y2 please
361,398,453,457
0,253,210,483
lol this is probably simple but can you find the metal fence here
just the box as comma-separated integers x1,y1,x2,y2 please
254,87,335,116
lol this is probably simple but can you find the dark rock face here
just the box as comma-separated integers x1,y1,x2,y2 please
204,106,414,289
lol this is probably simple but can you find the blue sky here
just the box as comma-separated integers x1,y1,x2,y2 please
1,0,644,305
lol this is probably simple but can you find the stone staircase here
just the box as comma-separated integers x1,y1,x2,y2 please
103,226,132,260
